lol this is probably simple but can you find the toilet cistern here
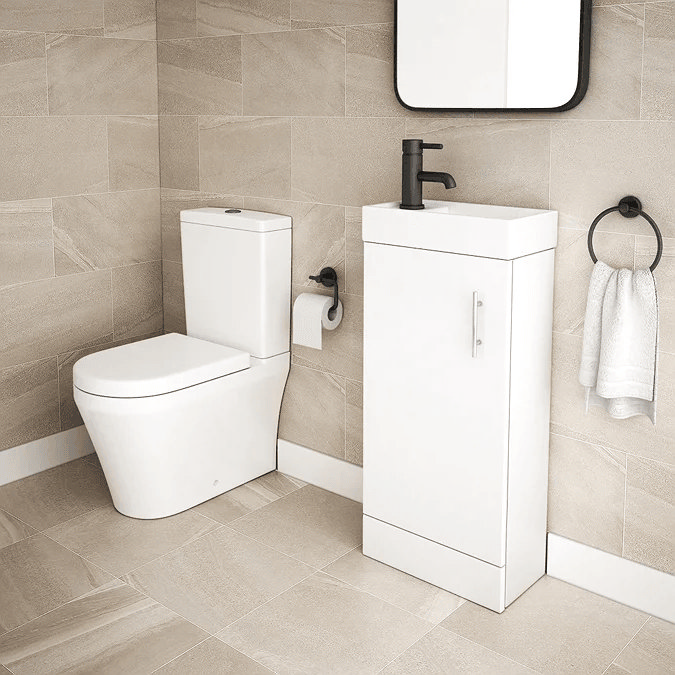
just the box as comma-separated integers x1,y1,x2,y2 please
400,139,456,210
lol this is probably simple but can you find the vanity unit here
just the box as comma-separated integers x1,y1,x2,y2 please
362,200,557,612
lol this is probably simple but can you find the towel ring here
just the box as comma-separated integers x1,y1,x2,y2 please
588,196,663,272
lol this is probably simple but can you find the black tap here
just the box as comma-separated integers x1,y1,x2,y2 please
400,139,456,210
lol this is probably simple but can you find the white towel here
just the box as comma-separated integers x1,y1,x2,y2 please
579,261,658,422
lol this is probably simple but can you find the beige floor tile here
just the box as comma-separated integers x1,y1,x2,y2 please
229,485,361,568
609,616,675,674
441,576,648,674
218,572,431,674
196,471,305,524
382,625,535,674
155,637,272,674
0,581,207,675
324,548,464,624
0,458,111,530
45,505,220,576
125,527,313,633
0,510,35,550
0,534,115,633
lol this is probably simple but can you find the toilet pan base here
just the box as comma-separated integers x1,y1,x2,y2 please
74,353,289,519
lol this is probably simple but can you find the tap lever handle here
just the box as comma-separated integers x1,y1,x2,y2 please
422,143,443,150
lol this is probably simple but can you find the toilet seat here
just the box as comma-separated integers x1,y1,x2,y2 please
73,333,250,398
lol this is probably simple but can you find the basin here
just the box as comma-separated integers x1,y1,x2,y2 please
362,200,558,260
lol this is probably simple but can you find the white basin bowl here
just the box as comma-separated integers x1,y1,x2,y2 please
362,200,558,259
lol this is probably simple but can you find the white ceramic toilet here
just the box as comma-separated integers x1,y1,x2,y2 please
73,208,292,519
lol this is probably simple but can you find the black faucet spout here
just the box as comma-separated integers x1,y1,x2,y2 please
417,171,456,190
400,139,456,210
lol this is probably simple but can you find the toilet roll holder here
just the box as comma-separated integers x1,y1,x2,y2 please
309,267,339,319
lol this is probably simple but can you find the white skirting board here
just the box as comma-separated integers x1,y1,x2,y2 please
0,426,94,487
547,533,675,623
277,439,363,503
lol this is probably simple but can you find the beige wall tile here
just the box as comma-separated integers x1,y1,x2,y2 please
344,206,363,296
405,119,550,208
611,617,675,674
46,35,157,116
53,189,161,274
0,359,59,453
346,23,404,118
0,0,104,34
159,36,242,115
159,116,200,190
0,271,113,370
548,434,626,555
565,6,643,121
0,199,54,289
442,576,647,675
197,0,290,36
637,236,675,355
125,527,313,633
345,379,362,466
0,117,108,202
642,3,675,121
551,333,675,468
112,261,163,340
104,0,156,39
624,456,675,575
292,289,363,382
383,626,532,674
218,572,429,673
163,260,186,333
199,116,291,198
553,228,635,336
157,0,196,39
243,197,345,288
0,582,207,675
279,364,346,459
161,190,243,262
0,31,47,116
155,638,272,675
0,534,114,633
107,116,160,192
290,0,393,29
0,458,111,530
550,122,675,235
291,117,404,206
242,28,345,117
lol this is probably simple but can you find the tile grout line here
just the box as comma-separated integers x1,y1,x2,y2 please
374,622,439,674
148,636,212,674
600,616,651,674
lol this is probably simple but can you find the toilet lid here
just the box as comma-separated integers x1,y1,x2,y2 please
73,333,250,398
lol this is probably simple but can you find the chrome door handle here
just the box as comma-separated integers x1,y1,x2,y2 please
472,292,483,358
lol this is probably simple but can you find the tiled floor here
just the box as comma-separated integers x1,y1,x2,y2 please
0,457,672,674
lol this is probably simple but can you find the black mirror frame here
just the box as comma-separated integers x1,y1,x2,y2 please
394,0,593,113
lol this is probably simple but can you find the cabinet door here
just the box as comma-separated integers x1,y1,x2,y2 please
363,243,513,566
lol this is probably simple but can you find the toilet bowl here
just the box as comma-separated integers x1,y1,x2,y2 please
73,208,292,519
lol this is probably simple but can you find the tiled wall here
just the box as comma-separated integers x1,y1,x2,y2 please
0,0,162,452
157,0,674,575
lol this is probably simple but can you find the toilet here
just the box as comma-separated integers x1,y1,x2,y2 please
73,208,292,519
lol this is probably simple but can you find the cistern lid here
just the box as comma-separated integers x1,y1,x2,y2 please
73,333,250,398
180,207,292,232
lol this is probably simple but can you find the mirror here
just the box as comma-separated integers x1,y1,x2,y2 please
395,0,592,111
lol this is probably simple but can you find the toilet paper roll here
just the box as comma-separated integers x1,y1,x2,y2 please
292,293,343,350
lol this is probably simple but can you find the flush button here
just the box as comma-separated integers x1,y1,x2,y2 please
225,208,241,214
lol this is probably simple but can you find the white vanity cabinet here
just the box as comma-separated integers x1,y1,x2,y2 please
362,200,557,612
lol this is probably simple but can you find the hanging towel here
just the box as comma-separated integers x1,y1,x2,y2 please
579,261,658,423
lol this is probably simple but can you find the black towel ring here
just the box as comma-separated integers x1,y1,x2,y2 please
588,196,663,272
